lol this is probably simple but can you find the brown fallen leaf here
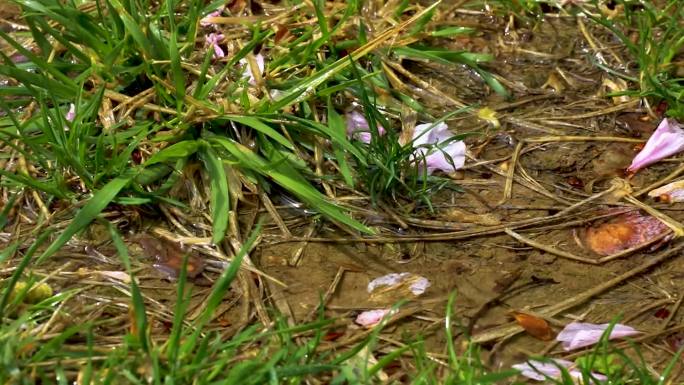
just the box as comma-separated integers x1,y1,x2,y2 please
511,312,554,341
583,211,669,256
134,235,205,278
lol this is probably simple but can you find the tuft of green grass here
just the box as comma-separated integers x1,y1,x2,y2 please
586,0,684,117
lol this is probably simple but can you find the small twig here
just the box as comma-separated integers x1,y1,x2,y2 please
498,141,523,206
505,228,598,264
288,221,319,266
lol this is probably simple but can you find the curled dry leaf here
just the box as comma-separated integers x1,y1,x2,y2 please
511,312,554,341
583,211,670,256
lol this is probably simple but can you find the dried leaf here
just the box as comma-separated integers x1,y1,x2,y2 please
511,312,554,341
583,211,669,255
135,235,205,279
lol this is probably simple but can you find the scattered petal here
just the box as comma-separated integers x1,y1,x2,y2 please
65,103,76,122
345,110,385,143
583,211,670,255
240,53,265,85
628,118,684,173
206,33,225,58
511,312,554,341
557,322,640,351
513,358,607,382
367,272,430,296
200,8,223,27
412,122,466,174
648,180,684,203
355,309,392,327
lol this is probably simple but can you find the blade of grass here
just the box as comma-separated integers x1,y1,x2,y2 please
198,140,230,244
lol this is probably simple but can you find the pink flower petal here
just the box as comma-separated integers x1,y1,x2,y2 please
206,33,225,58
513,358,607,382
412,122,466,174
200,8,223,27
355,309,392,327
345,110,385,143
65,103,76,122
557,322,640,351
628,118,684,172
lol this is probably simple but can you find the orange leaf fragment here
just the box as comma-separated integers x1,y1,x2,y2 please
583,212,669,256
511,312,554,341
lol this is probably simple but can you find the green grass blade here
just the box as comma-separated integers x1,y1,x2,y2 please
225,116,293,150
144,140,199,166
199,140,230,244
327,102,354,187
210,137,372,234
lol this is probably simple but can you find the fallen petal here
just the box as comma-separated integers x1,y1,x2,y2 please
200,8,223,27
367,272,430,296
513,358,607,382
557,322,640,351
424,140,466,174
583,211,669,255
628,118,684,173
345,110,385,143
513,359,572,381
648,180,684,203
355,309,392,327
206,33,225,58
412,122,466,174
